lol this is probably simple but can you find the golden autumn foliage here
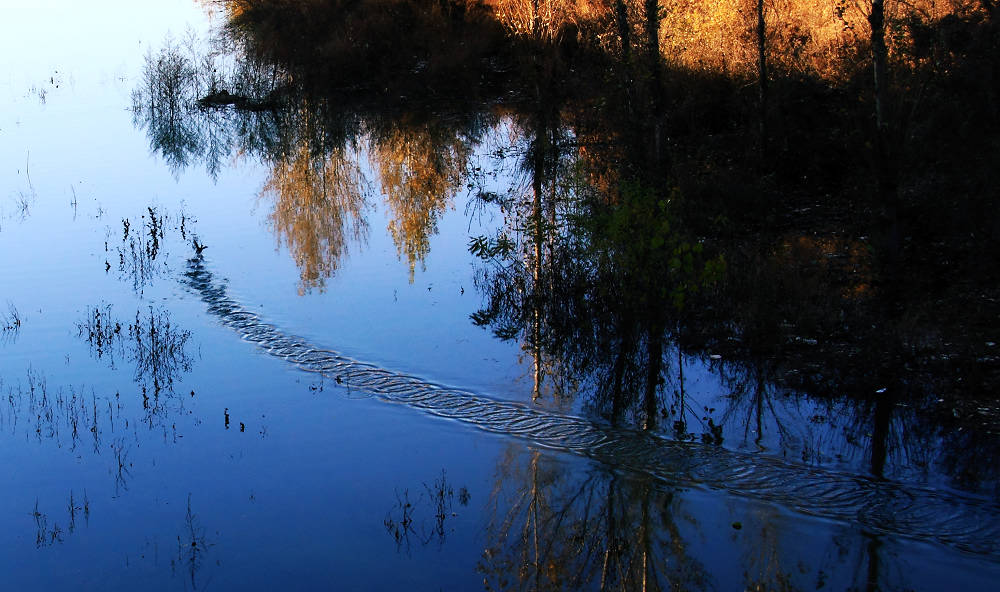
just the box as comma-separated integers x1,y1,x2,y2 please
216,0,994,84
264,136,370,294
370,127,471,281
488,0,990,78
198,0,248,19
665,0,985,77
489,0,603,38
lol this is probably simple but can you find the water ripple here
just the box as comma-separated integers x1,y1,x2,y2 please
183,256,1000,557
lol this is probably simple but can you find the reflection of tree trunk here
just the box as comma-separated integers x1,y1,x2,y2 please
530,451,541,587
865,534,882,592
532,169,543,399
755,366,764,449
547,124,558,263
530,107,548,399
533,341,543,398
643,326,663,431
870,391,893,478
673,343,686,437
639,481,660,591
611,332,633,424
600,476,619,591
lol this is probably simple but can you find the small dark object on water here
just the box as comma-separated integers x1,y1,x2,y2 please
732,522,742,530
193,238,207,255
198,89,275,112
198,89,237,107
336,375,343,384
240,422,245,432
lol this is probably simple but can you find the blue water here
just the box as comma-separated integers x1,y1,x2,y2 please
1,2,998,590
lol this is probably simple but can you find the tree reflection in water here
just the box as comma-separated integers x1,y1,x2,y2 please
480,448,708,591
476,444,938,591
129,5,1000,587
78,303,193,405
132,30,498,290
131,6,1000,493
371,124,471,281
264,136,371,294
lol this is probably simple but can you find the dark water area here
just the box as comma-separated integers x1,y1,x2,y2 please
2,0,999,590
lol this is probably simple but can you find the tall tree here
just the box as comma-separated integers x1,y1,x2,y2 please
615,0,631,64
869,0,900,264
757,0,768,162
645,0,664,166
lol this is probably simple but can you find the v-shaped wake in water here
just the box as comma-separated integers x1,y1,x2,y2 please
183,254,1000,557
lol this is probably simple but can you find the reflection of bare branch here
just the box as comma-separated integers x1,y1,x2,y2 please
78,304,193,399
32,500,63,548
480,447,710,591
132,30,283,178
78,304,122,365
1,302,22,345
837,391,933,481
31,490,89,549
173,494,213,591
716,360,831,460
384,488,418,552
128,307,193,396
111,437,132,493
108,207,183,294
383,470,462,553
0,370,129,458
132,35,202,173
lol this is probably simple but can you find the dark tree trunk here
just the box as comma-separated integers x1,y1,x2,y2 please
645,0,660,80
615,0,630,63
645,0,663,167
532,0,541,39
870,0,889,153
869,0,901,269
757,0,768,162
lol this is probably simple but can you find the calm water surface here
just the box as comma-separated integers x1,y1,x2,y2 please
1,2,998,590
